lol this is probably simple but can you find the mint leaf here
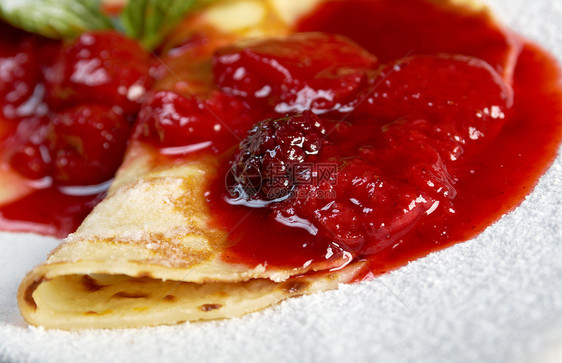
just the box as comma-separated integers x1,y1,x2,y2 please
0,0,216,49
0,0,113,39
120,0,213,50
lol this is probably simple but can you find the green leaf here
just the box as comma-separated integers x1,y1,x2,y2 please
120,0,215,50
0,0,113,39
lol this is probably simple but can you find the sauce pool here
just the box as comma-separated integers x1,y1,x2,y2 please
205,0,562,275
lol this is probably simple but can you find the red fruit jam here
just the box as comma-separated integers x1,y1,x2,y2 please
134,90,258,154
199,0,561,274
213,32,377,114
45,31,153,115
0,26,153,237
0,0,560,284
49,104,131,185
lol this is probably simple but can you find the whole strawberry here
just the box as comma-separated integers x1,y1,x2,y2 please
45,31,153,115
228,110,328,203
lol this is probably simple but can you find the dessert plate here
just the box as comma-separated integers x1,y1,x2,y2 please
1,0,561,361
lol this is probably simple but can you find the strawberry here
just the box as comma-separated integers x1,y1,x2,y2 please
48,104,131,185
7,115,51,180
0,32,40,118
213,32,377,115
135,90,259,153
227,111,327,203
45,31,153,115
356,55,512,154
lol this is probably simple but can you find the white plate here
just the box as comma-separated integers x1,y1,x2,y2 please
1,0,561,362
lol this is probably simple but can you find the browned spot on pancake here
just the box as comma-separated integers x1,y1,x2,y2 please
203,229,229,250
214,291,229,298
136,271,153,278
112,291,150,299
85,309,113,315
23,276,48,311
173,176,208,217
200,303,222,312
101,231,214,268
173,175,229,250
97,234,211,268
144,235,213,266
128,276,155,284
163,295,176,302
280,280,310,295
82,275,106,292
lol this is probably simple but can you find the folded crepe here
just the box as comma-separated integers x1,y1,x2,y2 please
18,142,368,328
16,0,370,329
17,0,500,329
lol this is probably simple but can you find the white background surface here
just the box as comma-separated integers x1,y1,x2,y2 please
1,0,562,362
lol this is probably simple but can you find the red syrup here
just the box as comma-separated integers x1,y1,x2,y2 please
0,24,152,238
0,186,106,237
201,0,562,275
0,0,559,281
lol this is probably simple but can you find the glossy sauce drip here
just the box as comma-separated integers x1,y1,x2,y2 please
0,187,105,237
205,0,562,275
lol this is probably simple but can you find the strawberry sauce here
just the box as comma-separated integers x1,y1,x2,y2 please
0,0,560,282
204,0,562,273
0,26,152,237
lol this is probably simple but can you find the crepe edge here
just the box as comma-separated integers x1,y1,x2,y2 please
17,259,368,329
